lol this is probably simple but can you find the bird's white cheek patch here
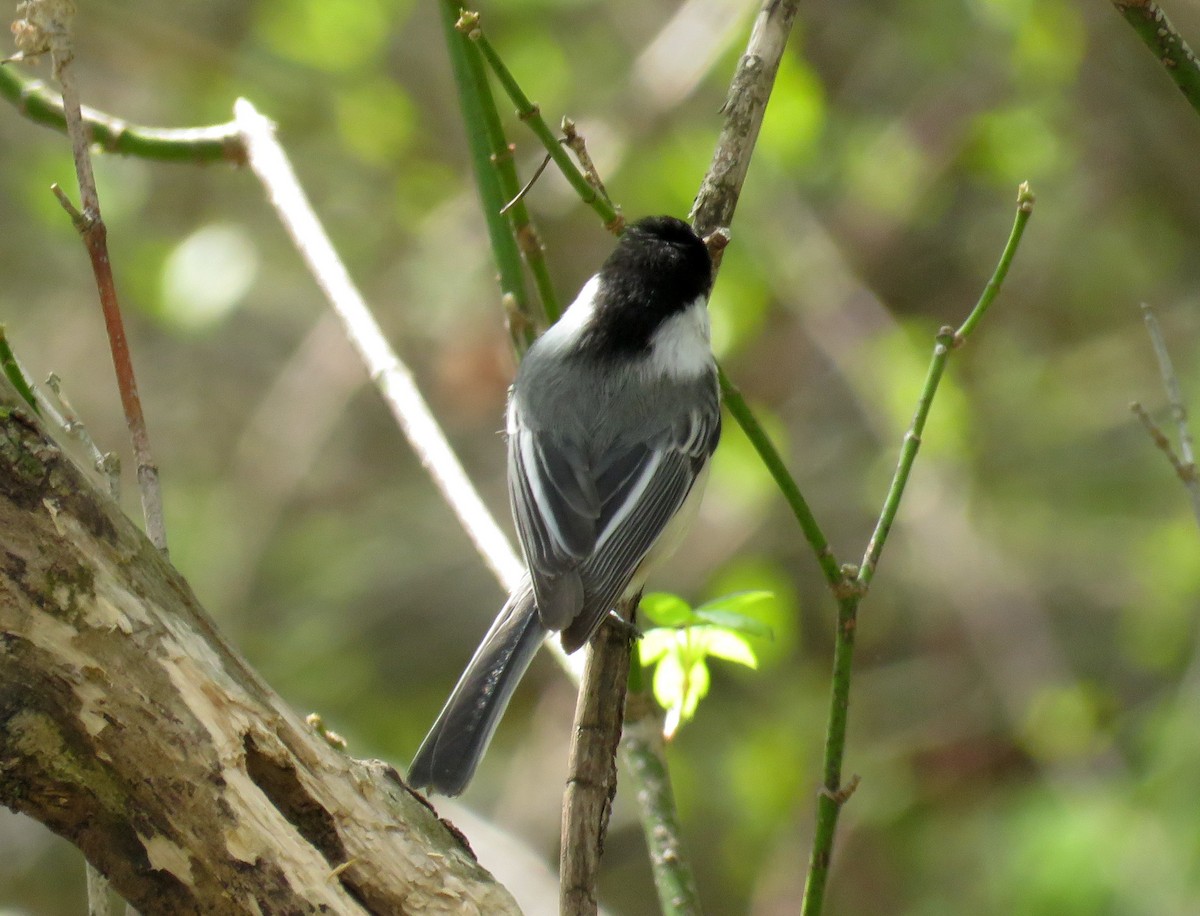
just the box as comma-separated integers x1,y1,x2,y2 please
506,397,519,437
538,274,600,350
646,298,712,380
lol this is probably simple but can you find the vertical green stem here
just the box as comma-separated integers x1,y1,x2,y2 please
800,185,1034,915
451,12,562,326
621,687,703,916
438,2,534,350
719,368,844,589
0,328,40,413
457,12,623,233
801,593,859,916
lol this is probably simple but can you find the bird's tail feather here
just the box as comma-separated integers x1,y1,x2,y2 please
408,584,546,796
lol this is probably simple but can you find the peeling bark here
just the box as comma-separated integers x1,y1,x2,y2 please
0,380,520,915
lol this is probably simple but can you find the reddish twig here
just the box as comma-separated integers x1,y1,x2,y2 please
16,0,168,553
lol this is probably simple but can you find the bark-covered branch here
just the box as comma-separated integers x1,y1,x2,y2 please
0,377,519,915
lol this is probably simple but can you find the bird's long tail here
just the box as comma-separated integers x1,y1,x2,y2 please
407,583,546,796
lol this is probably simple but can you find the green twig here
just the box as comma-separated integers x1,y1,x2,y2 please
441,2,561,334
0,327,40,413
456,10,624,234
718,368,843,591
1111,0,1200,118
800,183,1035,916
956,183,1035,342
861,182,1034,587
438,2,534,349
855,331,955,587
620,685,703,916
0,64,245,163
800,589,862,916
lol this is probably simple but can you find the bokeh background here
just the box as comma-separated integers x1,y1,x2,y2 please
4,0,1200,913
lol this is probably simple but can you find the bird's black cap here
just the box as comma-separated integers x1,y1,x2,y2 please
585,216,713,356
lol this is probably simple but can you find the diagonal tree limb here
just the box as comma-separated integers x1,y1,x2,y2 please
0,374,520,914
691,0,801,243
234,98,526,595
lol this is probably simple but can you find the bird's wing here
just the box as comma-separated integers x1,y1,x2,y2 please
508,374,720,640
508,417,598,629
561,405,719,650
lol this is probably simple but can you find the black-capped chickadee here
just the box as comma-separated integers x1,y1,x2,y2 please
408,215,721,796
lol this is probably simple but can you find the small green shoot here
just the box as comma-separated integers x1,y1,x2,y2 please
639,591,773,737
0,327,40,414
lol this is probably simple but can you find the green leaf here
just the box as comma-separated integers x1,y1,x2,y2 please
641,592,693,627
679,658,711,721
696,590,774,615
639,628,678,666
652,650,686,712
706,561,799,666
696,628,759,669
692,608,775,640
693,591,775,639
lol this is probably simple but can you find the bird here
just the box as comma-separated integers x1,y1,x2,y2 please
407,215,721,796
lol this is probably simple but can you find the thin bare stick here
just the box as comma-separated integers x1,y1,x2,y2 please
1142,303,1198,468
233,98,524,594
44,373,121,499
561,118,611,203
499,151,553,216
560,611,633,916
14,0,168,555
1135,303,1200,527
691,0,801,244
1131,402,1191,475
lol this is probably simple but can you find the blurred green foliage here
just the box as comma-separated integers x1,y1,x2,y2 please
4,0,1200,913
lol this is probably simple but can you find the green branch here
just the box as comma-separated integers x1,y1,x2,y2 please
800,183,1035,916
621,686,703,916
440,1,562,340
438,3,535,350
456,11,624,234
0,64,245,163
0,327,39,414
719,368,844,590
1111,0,1200,118
860,182,1034,587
